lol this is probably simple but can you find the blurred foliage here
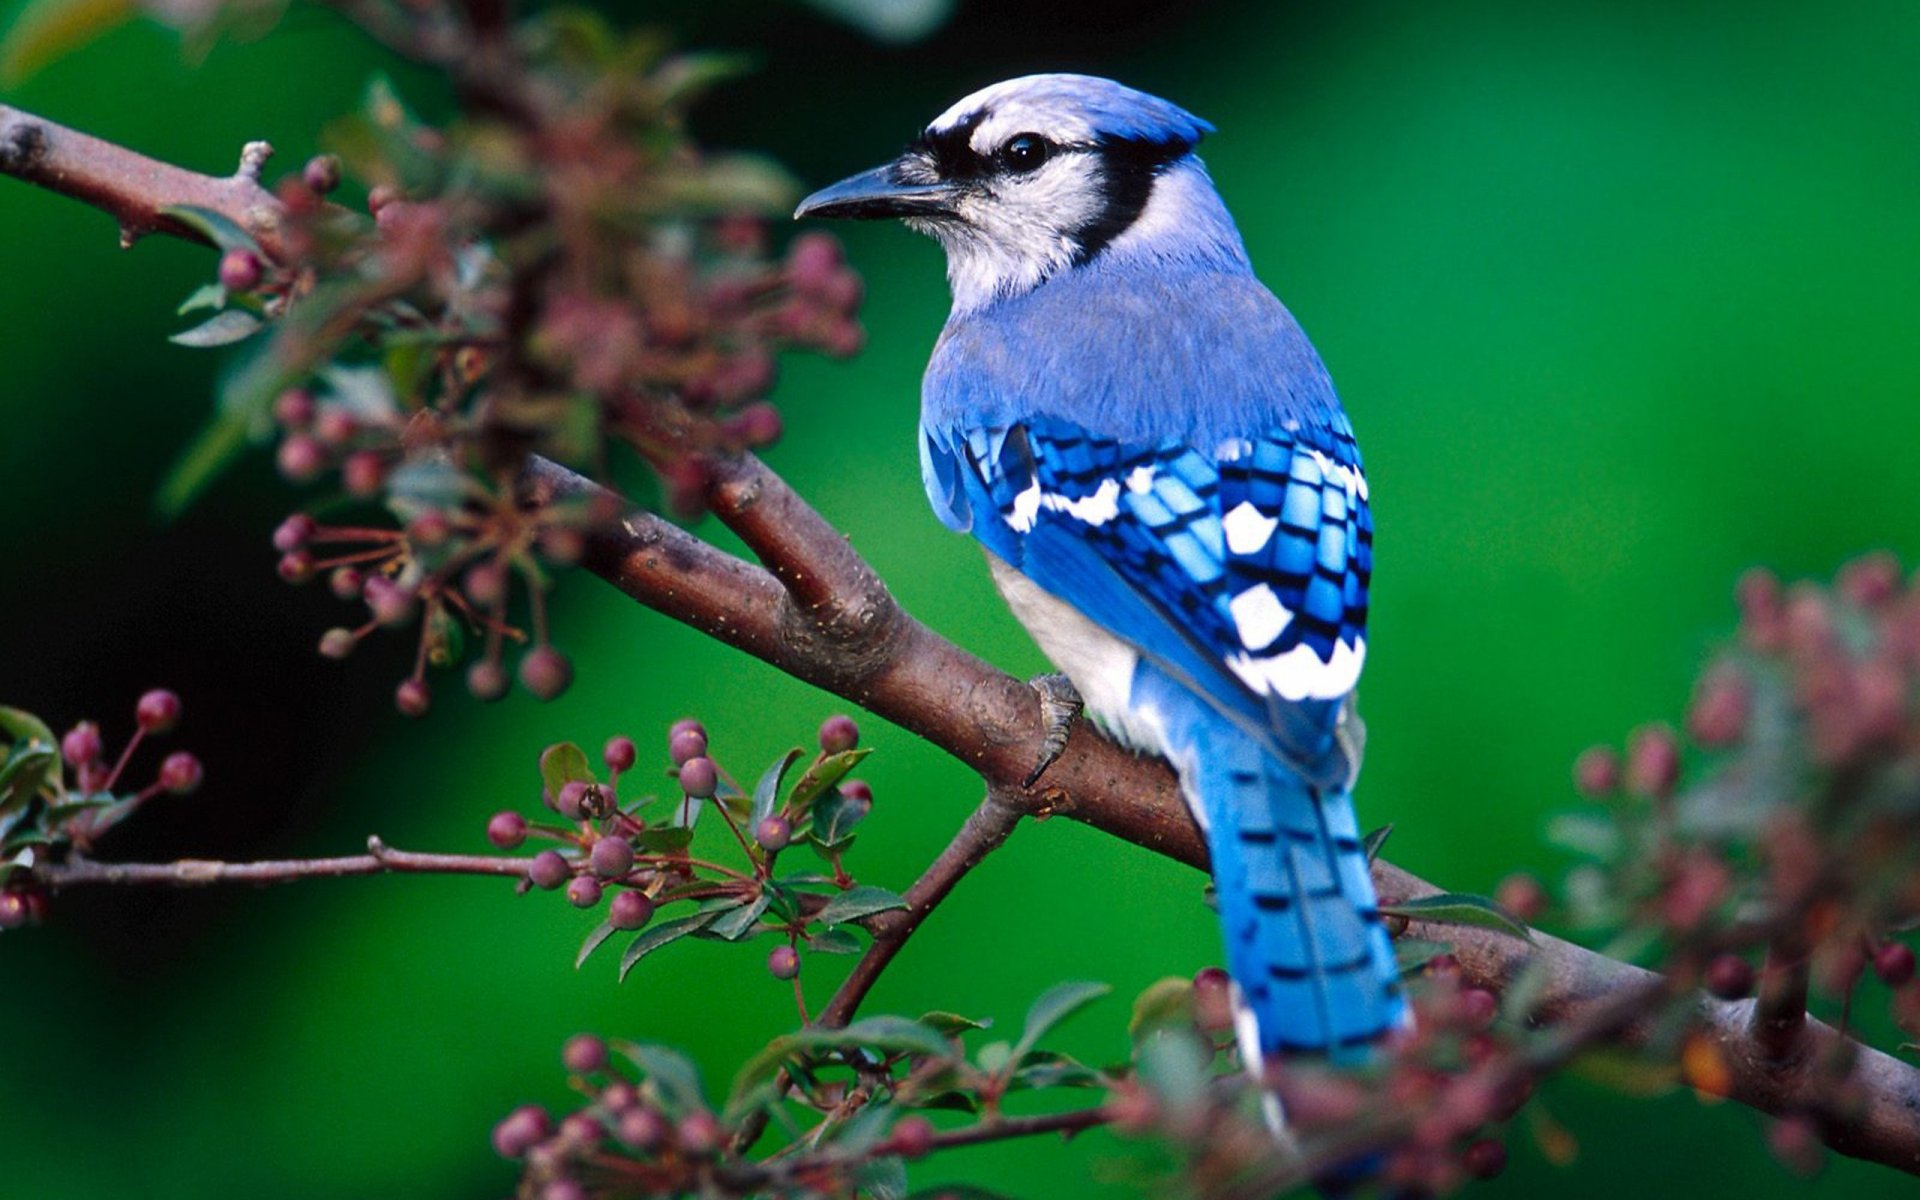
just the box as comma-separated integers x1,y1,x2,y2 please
1,0,1918,1197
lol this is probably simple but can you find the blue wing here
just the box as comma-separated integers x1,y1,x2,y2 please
924,413,1373,783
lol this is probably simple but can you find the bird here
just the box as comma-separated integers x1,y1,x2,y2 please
796,74,1404,1077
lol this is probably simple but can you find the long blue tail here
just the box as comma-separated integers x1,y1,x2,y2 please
1186,712,1403,1065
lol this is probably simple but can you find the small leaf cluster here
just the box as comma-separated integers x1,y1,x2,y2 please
502,981,1116,1200
0,691,202,927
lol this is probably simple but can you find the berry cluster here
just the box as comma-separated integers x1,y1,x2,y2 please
1548,554,1920,1174
495,714,892,994
0,690,203,928
160,31,867,716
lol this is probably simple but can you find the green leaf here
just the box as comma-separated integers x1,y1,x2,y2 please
973,1040,1013,1075
177,283,227,316
576,919,618,969
618,910,719,981
1362,823,1393,865
1135,1026,1210,1110
1394,937,1453,973
913,1091,980,1114
816,884,906,927
619,1042,708,1112
155,409,251,518
1009,980,1110,1068
707,893,771,941
1547,812,1622,860
170,309,263,348
1011,1051,1107,1091
852,1155,908,1200
634,825,694,855
159,204,263,256
725,1017,951,1117
808,927,863,954
788,748,870,814
0,707,59,818
751,748,802,825
809,787,869,848
0,0,136,85
539,742,594,798
1379,892,1534,943
918,1011,990,1036
1128,977,1194,1042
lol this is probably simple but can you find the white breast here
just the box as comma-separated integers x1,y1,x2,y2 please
985,552,1169,758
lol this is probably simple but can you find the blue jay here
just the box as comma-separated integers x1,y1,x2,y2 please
797,75,1403,1071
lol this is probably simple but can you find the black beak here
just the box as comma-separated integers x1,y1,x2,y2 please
794,160,958,221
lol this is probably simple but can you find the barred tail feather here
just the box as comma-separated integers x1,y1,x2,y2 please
1188,717,1403,1066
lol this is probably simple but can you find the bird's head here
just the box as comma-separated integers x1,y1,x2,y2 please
797,74,1237,311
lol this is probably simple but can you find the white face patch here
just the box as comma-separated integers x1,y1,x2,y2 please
914,149,1107,313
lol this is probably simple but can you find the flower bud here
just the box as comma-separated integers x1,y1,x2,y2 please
818,714,860,754
767,944,800,980
487,811,528,850
158,751,204,795
609,890,654,931
61,722,103,767
528,849,570,890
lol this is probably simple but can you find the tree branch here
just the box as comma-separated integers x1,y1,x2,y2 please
39,836,532,885
6,102,1920,1177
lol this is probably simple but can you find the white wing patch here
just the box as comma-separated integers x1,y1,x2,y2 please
1226,638,1367,703
1221,500,1278,554
1003,476,1125,533
1227,583,1293,649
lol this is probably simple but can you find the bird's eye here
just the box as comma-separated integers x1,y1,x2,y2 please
999,133,1052,173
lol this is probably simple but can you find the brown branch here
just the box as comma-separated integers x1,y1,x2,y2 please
40,836,532,886
0,106,288,257
821,791,1022,1028
6,102,1920,1178
1753,933,1813,1062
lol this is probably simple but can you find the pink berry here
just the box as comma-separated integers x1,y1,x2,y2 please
818,714,859,754
767,944,799,980
890,1115,934,1159
668,728,707,765
158,751,203,795
276,435,325,482
487,811,528,849
590,838,634,879
491,1105,551,1159
318,628,357,660
136,689,182,733
467,660,509,702
1876,943,1917,987
567,876,603,908
678,756,718,798
754,815,791,852
519,647,573,701
272,514,316,553
562,1034,607,1073
603,736,637,773
302,154,341,194
609,890,655,930
394,678,431,718
60,722,103,767
528,850,570,890
218,248,262,292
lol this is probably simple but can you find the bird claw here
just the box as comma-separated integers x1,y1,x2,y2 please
1024,673,1083,788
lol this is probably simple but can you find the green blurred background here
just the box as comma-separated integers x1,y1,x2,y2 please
3,0,1917,1195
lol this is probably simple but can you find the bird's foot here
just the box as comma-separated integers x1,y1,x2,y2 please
1024,673,1083,788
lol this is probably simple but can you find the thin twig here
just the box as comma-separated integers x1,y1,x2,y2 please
822,791,1022,1027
